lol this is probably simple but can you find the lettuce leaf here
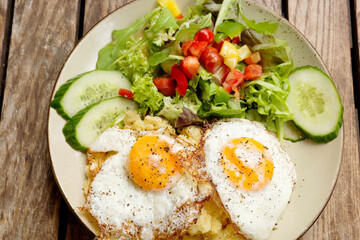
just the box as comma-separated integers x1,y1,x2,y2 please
157,90,202,120
132,74,164,114
241,29,293,76
196,69,245,118
240,12,279,34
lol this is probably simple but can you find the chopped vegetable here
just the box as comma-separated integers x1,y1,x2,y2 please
200,47,224,73
171,64,188,97
188,41,208,58
286,66,343,142
237,45,252,61
222,69,244,94
212,36,231,52
213,64,231,84
245,52,261,65
194,28,214,45
244,64,262,80
153,76,176,96
179,56,200,79
157,0,183,19
118,88,134,99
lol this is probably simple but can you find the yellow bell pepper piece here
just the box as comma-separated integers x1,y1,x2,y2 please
238,45,252,61
220,41,240,69
158,0,183,19
224,57,239,70
220,41,239,59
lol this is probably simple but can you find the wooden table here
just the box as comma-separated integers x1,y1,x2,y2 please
0,0,359,239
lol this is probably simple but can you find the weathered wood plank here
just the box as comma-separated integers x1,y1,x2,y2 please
0,0,11,110
288,0,360,239
83,0,136,34
0,0,80,239
65,208,94,240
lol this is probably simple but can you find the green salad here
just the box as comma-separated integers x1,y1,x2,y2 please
51,0,343,151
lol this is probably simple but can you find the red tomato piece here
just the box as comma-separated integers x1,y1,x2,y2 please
200,47,224,73
231,36,240,45
244,52,261,65
212,37,230,52
171,65,188,97
153,76,176,96
222,69,245,93
244,64,263,80
175,13,184,19
213,64,231,84
118,88,134,100
179,56,200,79
188,41,208,58
181,40,196,56
194,28,214,45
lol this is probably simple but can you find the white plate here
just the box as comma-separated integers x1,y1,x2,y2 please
48,0,343,239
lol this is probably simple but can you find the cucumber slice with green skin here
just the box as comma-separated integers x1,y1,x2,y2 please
283,120,306,142
286,66,343,143
63,96,138,151
51,70,132,120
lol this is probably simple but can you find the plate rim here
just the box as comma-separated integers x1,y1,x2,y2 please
47,0,344,238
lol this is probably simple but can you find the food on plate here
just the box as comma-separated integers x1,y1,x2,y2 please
286,66,343,142
49,0,344,239
202,119,296,240
51,70,132,120
51,0,343,150
62,96,138,151
84,126,212,239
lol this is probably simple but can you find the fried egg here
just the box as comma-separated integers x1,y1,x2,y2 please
84,127,211,240
202,119,296,240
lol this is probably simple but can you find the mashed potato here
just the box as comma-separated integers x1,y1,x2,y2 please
85,110,245,239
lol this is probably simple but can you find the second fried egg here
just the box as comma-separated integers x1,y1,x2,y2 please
202,119,296,240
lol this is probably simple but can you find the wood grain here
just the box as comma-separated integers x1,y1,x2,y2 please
83,0,136,34
288,0,360,239
0,0,80,239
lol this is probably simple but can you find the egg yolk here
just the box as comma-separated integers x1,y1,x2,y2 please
128,136,182,191
221,137,274,191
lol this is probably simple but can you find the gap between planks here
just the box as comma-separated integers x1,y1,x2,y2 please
0,0,15,118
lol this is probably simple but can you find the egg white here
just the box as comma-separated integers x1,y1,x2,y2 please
203,119,297,240
85,127,210,240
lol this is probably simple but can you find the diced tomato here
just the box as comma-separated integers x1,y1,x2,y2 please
222,69,245,93
171,65,188,97
194,28,214,45
179,56,200,79
213,64,231,84
212,37,231,52
200,47,224,73
244,52,261,65
231,36,240,45
188,41,208,58
182,40,196,56
175,13,184,19
244,64,262,80
118,88,134,99
153,76,176,96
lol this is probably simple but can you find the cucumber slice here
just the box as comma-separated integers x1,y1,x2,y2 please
51,70,132,120
286,66,343,142
283,120,306,142
63,96,138,151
